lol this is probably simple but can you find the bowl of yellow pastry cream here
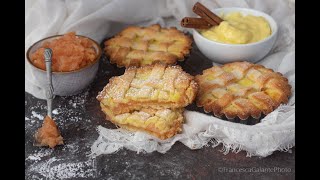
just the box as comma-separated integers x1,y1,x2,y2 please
193,7,278,63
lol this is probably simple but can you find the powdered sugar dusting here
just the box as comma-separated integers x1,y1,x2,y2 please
28,157,57,178
50,159,95,179
27,157,96,179
62,142,80,154
25,88,97,179
26,149,53,162
26,155,41,161
25,88,91,126
72,103,77,108
66,90,89,109
52,109,59,115
31,111,44,120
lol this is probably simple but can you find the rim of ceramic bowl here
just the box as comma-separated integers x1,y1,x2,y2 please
26,34,102,74
193,7,278,47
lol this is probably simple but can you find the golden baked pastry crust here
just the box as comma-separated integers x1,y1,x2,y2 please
104,24,192,67
195,61,291,120
100,103,184,140
97,63,198,115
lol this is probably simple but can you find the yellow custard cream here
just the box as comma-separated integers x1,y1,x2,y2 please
200,12,271,44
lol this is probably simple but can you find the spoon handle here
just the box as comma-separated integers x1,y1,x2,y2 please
44,48,53,118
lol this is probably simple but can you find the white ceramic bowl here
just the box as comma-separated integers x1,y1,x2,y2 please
26,35,102,96
193,7,278,64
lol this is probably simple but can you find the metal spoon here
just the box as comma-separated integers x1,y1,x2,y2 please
44,48,54,117
33,48,63,148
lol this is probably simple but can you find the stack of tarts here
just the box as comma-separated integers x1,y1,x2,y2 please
97,63,197,139
97,24,291,140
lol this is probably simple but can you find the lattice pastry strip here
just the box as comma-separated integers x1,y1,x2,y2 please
195,61,291,120
100,103,184,140
104,24,192,67
97,63,198,115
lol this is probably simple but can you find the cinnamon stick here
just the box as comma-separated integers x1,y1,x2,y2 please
181,17,212,29
193,2,223,26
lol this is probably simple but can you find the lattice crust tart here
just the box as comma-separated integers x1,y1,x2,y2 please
97,63,198,139
104,24,192,67
100,103,184,140
97,63,198,115
195,61,291,120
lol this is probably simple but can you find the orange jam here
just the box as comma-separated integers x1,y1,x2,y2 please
30,32,97,72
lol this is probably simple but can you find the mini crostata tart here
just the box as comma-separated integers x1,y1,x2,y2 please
97,63,198,115
104,24,192,67
195,61,291,120
100,103,184,140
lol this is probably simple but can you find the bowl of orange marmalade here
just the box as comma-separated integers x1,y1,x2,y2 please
26,32,102,96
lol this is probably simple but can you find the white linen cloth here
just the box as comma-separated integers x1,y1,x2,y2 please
25,0,295,157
